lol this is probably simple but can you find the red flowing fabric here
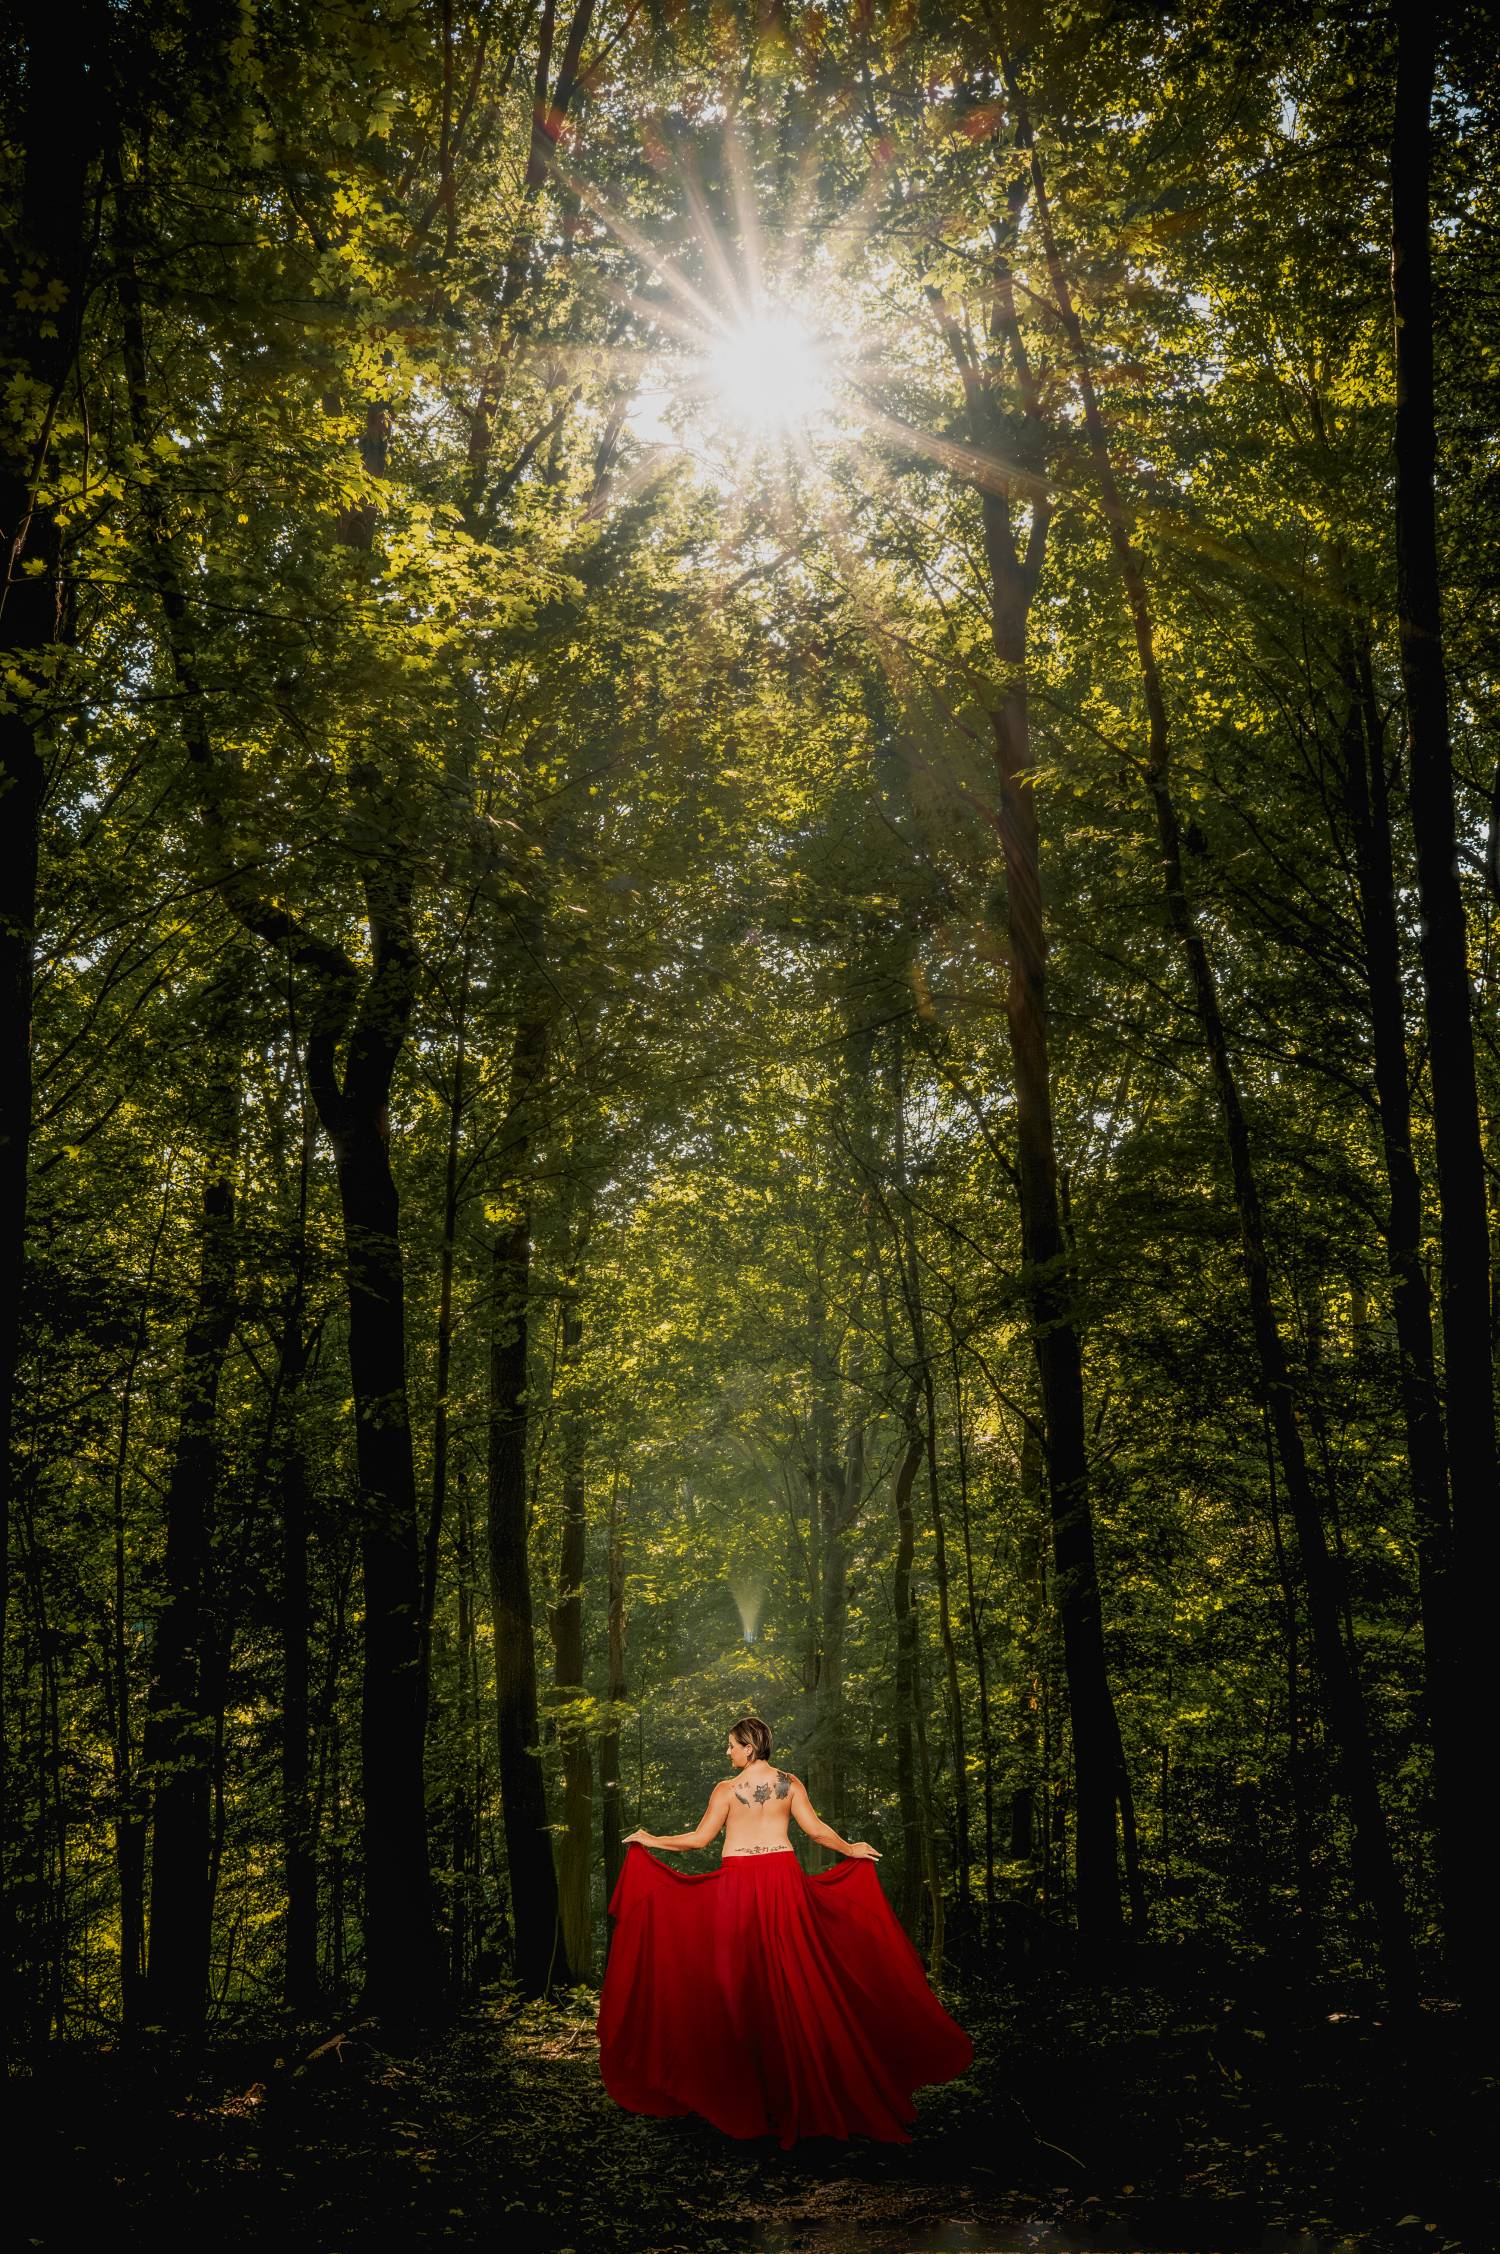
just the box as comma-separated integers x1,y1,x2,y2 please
597,1845,972,2148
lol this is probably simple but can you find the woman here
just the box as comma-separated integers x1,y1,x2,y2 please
596,1714,972,2148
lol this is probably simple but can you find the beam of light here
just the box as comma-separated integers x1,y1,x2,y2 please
729,1575,765,1644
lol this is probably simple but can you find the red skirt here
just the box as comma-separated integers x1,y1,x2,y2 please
596,1845,972,2148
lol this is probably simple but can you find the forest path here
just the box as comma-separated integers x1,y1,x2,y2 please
15,1972,1487,2254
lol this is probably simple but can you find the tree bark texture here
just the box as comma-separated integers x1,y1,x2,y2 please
891,1034,972,1915
891,1399,928,1942
984,496,1124,1951
143,977,240,2035
280,1332,318,2018
0,6,105,1979
549,1294,593,1983
1338,633,1467,1973
488,1010,568,1994
928,194,1128,1945
600,1469,626,1913
1390,0,1498,2002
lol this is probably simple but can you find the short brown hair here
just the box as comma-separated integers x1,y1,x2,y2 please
731,1714,773,1763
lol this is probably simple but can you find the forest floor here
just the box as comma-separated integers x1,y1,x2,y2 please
12,1956,1494,2254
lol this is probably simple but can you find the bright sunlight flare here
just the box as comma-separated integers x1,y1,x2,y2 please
702,311,831,434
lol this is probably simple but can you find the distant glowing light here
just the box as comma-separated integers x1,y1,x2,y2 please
703,312,830,435
729,1576,765,1643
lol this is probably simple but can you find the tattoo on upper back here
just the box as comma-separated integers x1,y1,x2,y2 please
733,1769,793,1808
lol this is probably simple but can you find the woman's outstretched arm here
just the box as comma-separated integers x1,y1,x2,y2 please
624,1779,732,1852
788,1776,880,1859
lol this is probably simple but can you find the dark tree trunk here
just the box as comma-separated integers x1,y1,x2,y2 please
488,1011,567,1995
1337,631,1466,1971
802,1291,834,1858
988,578,1124,1948
599,1469,626,1913
281,1337,318,2018
1390,0,1498,2005
451,1468,479,1995
107,1186,171,2031
328,1711,346,2004
143,980,241,2036
891,1399,928,1943
810,1343,863,1875
1003,51,1415,2006
928,203,1127,1945
810,1020,876,1861
0,6,104,1985
891,1024,971,1916
920,1381,970,1914
951,1347,995,1945
281,1418,317,2015
1012,1409,1046,1870
1265,1408,1315,1938
548,1290,593,1983
298,755,439,2026
270,1066,319,2020
423,959,467,1709
315,1023,440,2026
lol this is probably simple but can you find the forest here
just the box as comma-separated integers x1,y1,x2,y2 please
2,0,1496,2248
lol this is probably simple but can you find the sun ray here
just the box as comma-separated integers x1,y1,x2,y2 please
678,134,760,329
722,127,769,311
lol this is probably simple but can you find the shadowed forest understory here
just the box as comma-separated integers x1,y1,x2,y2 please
3,0,1498,2247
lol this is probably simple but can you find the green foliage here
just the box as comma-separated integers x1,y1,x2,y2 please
3,0,1496,2059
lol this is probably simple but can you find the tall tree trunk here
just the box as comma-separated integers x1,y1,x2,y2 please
1337,628,1465,1970
599,1468,626,1913
274,1060,319,2019
488,1010,567,1994
451,1467,479,1995
422,922,469,1991
887,1265,945,1968
929,205,1128,1945
548,1286,593,1983
988,549,1123,1949
1390,0,1498,2005
281,1378,317,2017
810,1019,877,1860
328,1710,346,2004
423,930,470,1715
810,1346,863,1873
0,3,104,1999
951,1343,996,1946
891,1398,929,1942
108,1184,171,2030
307,869,441,2025
143,975,241,2036
324,427,437,2033
1003,52,1415,2006
891,1027,971,1916
1265,1408,1315,1939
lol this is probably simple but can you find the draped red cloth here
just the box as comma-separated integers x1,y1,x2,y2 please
596,1844,972,2148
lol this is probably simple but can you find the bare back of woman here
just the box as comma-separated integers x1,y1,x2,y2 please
721,1760,796,1855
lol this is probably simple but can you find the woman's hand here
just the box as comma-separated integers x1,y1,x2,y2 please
623,1828,654,1847
847,1841,881,1860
